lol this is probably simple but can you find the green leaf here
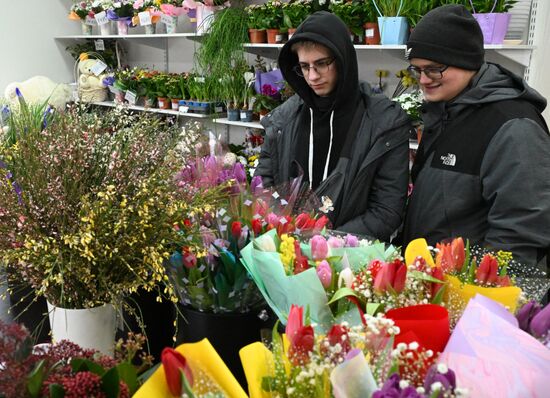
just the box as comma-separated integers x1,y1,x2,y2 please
27,359,46,398
101,367,120,398
409,270,445,284
138,363,160,384
327,287,359,305
115,362,138,395
70,358,106,376
49,384,65,398
461,239,471,275
181,370,197,398
431,284,446,305
366,302,383,316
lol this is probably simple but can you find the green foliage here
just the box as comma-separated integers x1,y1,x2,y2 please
66,40,119,69
329,0,365,36
282,0,313,28
467,0,518,13
372,0,412,17
194,7,249,102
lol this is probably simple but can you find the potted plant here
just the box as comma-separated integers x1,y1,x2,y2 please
263,0,285,43
0,100,189,354
359,0,380,44
329,0,364,42
68,0,95,35
253,93,279,120
167,74,183,110
132,0,162,34
153,73,170,109
105,0,135,35
241,70,256,122
467,0,517,44
372,0,411,44
282,0,312,38
245,4,268,43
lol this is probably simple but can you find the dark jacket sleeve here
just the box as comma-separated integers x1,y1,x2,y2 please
339,126,410,241
254,126,277,188
481,118,550,266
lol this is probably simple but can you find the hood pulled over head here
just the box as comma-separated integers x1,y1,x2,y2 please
278,11,359,111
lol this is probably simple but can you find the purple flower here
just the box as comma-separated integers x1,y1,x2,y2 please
516,300,542,333
530,301,550,339
424,364,456,397
399,387,423,398
232,162,246,184
15,87,23,98
344,234,359,247
250,175,263,194
372,373,401,398
102,76,115,87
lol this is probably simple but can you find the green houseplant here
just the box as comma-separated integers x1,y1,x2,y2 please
467,0,517,13
283,0,312,30
329,0,365,38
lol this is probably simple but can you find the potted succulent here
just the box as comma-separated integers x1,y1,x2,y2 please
467,0,517,44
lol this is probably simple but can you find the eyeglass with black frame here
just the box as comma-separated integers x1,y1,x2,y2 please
293,57,336,77
407,64,449,80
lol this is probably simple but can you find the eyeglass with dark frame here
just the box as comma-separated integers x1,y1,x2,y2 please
407,64,449,80
293,57,336,77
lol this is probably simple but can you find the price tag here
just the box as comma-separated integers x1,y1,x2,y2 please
85,16,97,26
365,28,374,38
90,60,107,76
240,111,247,119
138,11,152,26
275,34,283,43
94,11,109,26
108,86,118,94
215,106,223,113
161,13,174,26
94,39,105,51
125,90,137,105
179,105,190,113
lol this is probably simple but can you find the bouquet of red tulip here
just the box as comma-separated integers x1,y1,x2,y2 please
240,304,463,398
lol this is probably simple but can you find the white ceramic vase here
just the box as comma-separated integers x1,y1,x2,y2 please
47,301,117,355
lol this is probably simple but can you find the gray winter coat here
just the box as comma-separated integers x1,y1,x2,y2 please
403,62,550,268
256,82,411,241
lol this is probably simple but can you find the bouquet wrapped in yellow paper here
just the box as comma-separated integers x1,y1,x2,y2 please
134,338,247,398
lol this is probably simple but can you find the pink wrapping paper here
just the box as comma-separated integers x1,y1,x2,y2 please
440,295,550,397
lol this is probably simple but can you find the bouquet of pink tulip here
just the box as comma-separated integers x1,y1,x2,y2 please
241,230,447,331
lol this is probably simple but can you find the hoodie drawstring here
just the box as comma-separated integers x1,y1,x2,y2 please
308,108,335,188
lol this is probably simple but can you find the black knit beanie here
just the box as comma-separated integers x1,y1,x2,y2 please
406,5,484,70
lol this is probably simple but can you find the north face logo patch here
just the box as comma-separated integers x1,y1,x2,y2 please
440,153,456,166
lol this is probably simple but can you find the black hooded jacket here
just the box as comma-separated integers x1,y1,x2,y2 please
255,12,413,241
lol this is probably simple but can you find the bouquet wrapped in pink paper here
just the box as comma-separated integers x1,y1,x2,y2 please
439,294,550,398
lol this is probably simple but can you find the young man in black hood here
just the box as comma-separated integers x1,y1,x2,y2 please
255,11,412,242
402,5,550,269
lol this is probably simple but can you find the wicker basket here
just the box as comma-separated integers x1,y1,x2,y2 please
78,86,108,103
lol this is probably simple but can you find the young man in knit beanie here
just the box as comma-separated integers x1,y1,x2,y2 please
402,4,550,271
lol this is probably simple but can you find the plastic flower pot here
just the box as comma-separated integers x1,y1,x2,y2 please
171,98,182,110
81,22,93,35
176,305,275,389
227,108,240,121
472,13,511,44
157,97,170,109
248,28,267,43
364,22,380,45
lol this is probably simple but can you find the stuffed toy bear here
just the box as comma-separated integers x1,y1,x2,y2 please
4,76,72,111
77,59,109,102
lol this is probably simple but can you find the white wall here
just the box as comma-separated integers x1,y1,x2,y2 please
0,0,78,94
528,0,550,123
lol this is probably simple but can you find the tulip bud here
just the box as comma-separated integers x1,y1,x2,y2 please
313,215,330,234
476,254,498,285
286,304,304,344
251,218,263,236
288,325,315,366
316,260,332,289
344,234,359,247
338,267,354,288
310,235,329,261
530,301,550,339
182,248,197,269
231,221,242,239
327,236,344,249
516,300,542,333
161,347,193,397
295,213,315,231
